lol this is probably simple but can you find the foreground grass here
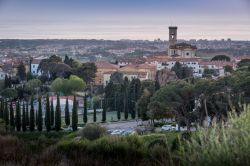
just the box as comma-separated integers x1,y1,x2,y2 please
181,109,250,166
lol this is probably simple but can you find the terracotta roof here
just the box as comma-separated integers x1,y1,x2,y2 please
31,59,41,64
234,56,250,61
145,55,201,62
199,61,234,67
120,64,156,70
95,61,119,69
103,71,148,78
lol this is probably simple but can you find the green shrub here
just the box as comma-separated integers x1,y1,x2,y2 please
78,124,107,140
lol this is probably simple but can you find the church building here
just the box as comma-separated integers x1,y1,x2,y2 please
168,26,197,58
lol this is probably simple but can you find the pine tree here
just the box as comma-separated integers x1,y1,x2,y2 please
65,97,70,126
22,102,26,132
72,96,78,131
9,103,15,130
83,95,88,123
102,100,106,122
15,101,21,132
37,96,43,131
55,94,61,131
50,100,54,127
30,96,35,131
45,94,51,131
93,102,97,122
26,101,29,126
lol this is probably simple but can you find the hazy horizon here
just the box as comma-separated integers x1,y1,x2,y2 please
0,0,249,40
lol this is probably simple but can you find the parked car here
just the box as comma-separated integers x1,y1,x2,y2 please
161,125,175,131
110,129,125,135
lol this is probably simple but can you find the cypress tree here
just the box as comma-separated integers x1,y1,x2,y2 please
30,96,35,131
9,103,15,130
37,96,43,131
65,97,70,126
35,109,38,127
22,101,26,132
123,77,129,120
45,94,51,131
0,101,3,119
26,101,29,126
83,95,88,123
72,96,78,131
4,102,9,125
3,102,9,130
15,101,21,132
55,94,61,131
50,99,54,127
117,105,121,120
93,102,97,122
102,100,106,122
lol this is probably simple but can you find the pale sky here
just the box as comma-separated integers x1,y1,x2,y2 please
0,0,249,40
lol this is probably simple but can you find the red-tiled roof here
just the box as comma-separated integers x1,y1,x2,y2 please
95,61,119,69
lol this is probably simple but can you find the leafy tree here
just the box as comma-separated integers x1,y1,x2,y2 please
0,88,17,100
238,59,250,68
38,55,62,78
50,99,54,127
55,94,61,131
150,81,195,131
72,96,78,131
17,62,27,81
30,96,35,131
45,95,51,131
51,63,73,79
15,101,21,131
83,95,88,123
9,103,15,130
147,101,173,124
51,78,64,93
211,55,231,62
65,97,70,126
74,62,97,84
224,65,233,73
22,102,26,132
4,75,11,88
26,79,42,94
171,62,193,79
51,75,86,95
25,101,29,126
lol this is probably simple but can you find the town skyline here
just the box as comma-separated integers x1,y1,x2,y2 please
0,0,249,40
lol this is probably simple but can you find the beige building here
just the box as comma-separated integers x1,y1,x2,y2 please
94,61,119,85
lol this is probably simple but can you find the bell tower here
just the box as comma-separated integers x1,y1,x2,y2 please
169,26,178,48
